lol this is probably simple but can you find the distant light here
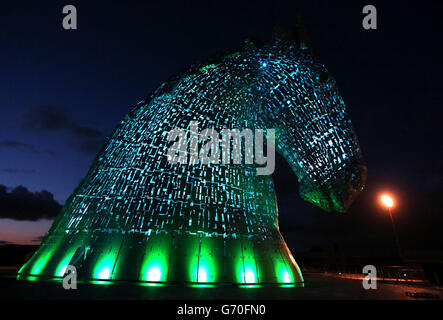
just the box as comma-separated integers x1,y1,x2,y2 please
147,267,161,281
262,62,267,67
381,194,394,208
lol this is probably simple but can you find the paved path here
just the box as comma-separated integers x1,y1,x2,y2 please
0,270,441,300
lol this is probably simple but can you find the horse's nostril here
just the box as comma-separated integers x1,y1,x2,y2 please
327,163,367,212
342,164,367,207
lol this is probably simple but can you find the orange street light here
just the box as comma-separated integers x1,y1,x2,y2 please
380,194,401,259
381,194,394,208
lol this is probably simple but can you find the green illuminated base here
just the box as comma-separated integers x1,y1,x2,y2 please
18,231,303,285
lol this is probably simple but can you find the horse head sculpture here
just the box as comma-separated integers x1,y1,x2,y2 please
18,25,366,285
255,47,366,213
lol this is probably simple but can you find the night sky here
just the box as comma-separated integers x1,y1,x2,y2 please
0,1,442,254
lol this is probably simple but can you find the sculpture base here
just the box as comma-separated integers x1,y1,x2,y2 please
18,230,303,285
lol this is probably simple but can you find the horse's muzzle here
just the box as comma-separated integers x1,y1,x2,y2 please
329,163,367,212
299,162,367,213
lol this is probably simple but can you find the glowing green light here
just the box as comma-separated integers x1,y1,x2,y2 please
30,249,54,275
185,238,201,282
55,249,76,277
17,275,40,282
58,266,68,277
239,284,262,289
243,269,256,283
17,264,26,275
93,256,115,280
90,280,112,285
146,267,162,282
197,268,207,282
140,236,171,282
282,271,291,283
195,238,220,283
98,267,111,280
275,259,294,283
30,259,45,275
141,282,165,287
188,283,216,288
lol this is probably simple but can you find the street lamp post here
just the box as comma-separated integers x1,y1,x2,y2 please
381,194,402,259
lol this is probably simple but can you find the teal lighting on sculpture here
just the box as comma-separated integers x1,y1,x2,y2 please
18,25,366,285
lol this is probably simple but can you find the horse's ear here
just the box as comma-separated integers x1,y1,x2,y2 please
294,13,312,52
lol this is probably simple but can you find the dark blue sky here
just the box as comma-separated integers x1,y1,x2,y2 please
0,1,442,250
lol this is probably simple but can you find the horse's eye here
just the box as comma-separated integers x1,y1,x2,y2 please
318,71,329,84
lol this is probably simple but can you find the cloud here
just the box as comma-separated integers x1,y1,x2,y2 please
20,106,104,154
0,140,54,156
0,240,11,245
0,185,62,221
31,235,45,243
